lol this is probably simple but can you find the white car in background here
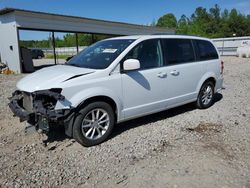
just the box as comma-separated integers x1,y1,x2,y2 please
9,35,223,146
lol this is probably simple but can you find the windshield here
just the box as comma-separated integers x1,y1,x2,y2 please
67,39,135,69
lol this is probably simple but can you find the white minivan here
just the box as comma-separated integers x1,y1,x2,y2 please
9,35,223,146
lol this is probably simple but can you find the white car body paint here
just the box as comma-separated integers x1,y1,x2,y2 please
16,35,223,123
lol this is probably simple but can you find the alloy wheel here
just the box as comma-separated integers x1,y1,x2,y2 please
201,85,213,105
81,108,110,140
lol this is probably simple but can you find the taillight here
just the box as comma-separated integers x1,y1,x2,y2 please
220,60,224,74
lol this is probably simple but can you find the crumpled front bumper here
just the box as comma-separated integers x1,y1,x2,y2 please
9,97,31,121
8,90,74,132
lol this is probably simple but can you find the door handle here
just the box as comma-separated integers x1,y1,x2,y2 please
157,72,167,78
170,70,180,76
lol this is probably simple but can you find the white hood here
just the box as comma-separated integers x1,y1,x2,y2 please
17,65,95,92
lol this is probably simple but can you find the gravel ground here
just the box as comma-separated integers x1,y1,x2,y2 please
0,56,249,188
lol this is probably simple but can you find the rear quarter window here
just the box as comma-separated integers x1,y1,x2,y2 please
194,40,219,61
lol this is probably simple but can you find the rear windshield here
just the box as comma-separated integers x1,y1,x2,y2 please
67,39,135,69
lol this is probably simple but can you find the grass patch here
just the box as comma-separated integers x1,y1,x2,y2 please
45,54,72,59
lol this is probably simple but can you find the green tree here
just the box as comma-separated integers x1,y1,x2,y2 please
247,15,250,35
63,33,76,47
220,9,230,37
188,7,211,37
176,15,189,34
157,4,250,38
207,4,223,37
156,13,177,29
227,9,248,36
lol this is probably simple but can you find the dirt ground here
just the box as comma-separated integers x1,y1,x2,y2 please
0,56,249,188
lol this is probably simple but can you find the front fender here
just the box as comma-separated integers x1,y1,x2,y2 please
69,87,123,121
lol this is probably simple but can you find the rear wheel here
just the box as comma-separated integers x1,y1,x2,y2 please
196,81,215,109
73,102,114,147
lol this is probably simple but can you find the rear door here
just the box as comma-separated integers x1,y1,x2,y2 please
161,38,203,107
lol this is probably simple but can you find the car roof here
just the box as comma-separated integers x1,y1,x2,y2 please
106,35,211,41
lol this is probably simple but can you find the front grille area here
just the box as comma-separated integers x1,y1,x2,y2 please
22,92,33,112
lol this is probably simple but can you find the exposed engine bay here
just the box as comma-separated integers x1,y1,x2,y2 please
8,89,74,133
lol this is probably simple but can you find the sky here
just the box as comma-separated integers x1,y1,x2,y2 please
0,0,249,40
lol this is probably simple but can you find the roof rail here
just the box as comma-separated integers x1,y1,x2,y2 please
152,33,174,35
152,33,201,37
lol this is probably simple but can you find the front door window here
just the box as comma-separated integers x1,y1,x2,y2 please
124,39,163,70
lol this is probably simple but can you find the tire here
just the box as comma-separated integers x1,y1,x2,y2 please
73,102,115,147
38,55,42,59
196,81,215,109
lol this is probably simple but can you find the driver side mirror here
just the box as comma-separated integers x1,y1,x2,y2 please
123,59,140,71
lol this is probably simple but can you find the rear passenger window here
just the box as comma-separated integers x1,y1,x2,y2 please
163,39,195,65
195,40,218,61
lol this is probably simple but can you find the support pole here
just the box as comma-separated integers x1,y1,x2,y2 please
75,33,79,53
16,28,23,73
91,34,94,44
52,31,56,65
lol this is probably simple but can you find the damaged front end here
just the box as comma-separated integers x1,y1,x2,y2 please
8,89,74,133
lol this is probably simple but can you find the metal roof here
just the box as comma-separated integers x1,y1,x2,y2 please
0,8,174,35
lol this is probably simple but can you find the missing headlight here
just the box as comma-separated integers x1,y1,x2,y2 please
32,88,64,111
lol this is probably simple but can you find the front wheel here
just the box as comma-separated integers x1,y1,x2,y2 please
196,81,215,109
73,102,115,147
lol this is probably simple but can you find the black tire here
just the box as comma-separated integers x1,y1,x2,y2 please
38,55,42,59
196,81,215,109
73,101,115,147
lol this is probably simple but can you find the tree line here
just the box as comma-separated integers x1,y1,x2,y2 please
20,34,113,48
20,4,250,48
156,4,250,38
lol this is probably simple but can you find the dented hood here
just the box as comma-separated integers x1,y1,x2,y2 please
17,65,94,92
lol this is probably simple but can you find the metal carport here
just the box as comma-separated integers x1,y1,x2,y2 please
0,8,174,73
